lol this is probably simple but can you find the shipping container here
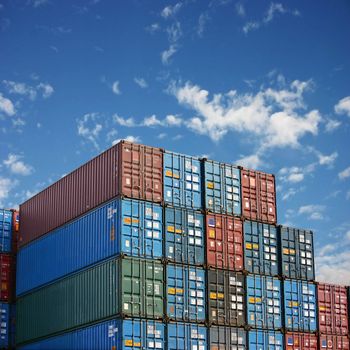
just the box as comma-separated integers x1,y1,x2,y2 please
16,257,164,345
209,326,246,349
280,226,315,281
206,214,243,271
317,283,348,336
164,151,202,210
166,264,206,322
318,334,350,349
203,160,241,215
18,318,165,350
285,332,318,350
0,302,15,349
284,279,317,332
17,197,163,296
248,330,283,349
0,209,12,253
241,168,276,224
19,141,163,248
208,269,245,326
246,274,282,330
11,210,19,253
1,254,15,302
165,207,204,265
244,220,279,276
167,322,207,350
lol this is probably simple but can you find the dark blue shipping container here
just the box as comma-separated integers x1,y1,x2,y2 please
248,330,283,349
18,318,165,350
283,279,317,332
244,220,279,276
0,209,12,252
246,275,282,329
166,264,206,322
203,160,241,215
167,322,207,350
17,198,163,296
209,326,246,349
164,151,202,209
165,207,204,265
0,302,14,349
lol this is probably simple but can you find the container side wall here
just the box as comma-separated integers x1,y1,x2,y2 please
209,326,246,349
0,209,12,253
0,254,15,302
0,303,10,348
248,330,284,349
167,322,207,350
318,334,350,350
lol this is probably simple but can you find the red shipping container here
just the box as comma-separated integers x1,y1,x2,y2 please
206,214,243,271
241,168,276,224
285,332,318,350
317,283,348,336
319,334,349,349
0,254,15,302
19,141,163,248
11,209,19,253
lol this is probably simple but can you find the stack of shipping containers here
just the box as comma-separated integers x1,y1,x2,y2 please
0,208,19,349
14,140,350,349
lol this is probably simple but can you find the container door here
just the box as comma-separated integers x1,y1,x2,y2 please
246,275,265,328
143,146,163,202
142,320,165,350
184,157,202,209
186,211,204,265
265,277,282,329
164,153,182,207
208,270,226,325
204,161,223,213
144,261,163,319
167,265,185,320
122,319,142,349
226,216,244,271
300,282,316,332
223,165,241,216
206,214,225,269
284,280,300,331
188,267,206,322
241,171,258,221
167,323,185,350
165,208,184,263
227,272,245,326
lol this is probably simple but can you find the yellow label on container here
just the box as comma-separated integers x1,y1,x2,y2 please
253,244,259,250
283,248,290,255
175,228,183,234
209,229,215,238
246,243,252,249
217,293,224,299
289,301,299,307
168,287,176,295
289,249,296,255
165,170,173,177
173,173,180,179
167,226,175,233
207,182,214,189
125,340,133,346
210,292,217,300
319,306,326,311
124,217,131,224
249,297,261,304
176,288,184,294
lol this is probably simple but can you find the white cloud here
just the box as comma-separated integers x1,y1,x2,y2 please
157,133,167,139
325,119,341,133
235,154,262,169
12,118,26,127
29,0,49,8
263,3,286,23
317,151,338,167
236,3,245,17
347,191,350,200
113,114,182,128
113,114,136,127
0,177,17,207
339,166,350,180
298,204,325,220
3,154,33,176
146,23,160,33
37,83,54,98
334,96,350,117
77,113,103,149
161,3,182,18
112,81,121,95
112,135,141,145
2,80,54,100
165,114,182,126
143,115,163,127
161,45,178,65
0,93,15,116
282,187,301,201
197,13,210,37
167,21,182,43
346,230,350,241
243,21,260,34
134,77,148,89
278,165,315,183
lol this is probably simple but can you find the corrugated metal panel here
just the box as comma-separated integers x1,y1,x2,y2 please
280,226,315,280
165,207,204,265
203,160,241,215
166,264,206,322
17,198,163,296
244,220,279,276
248,330,283,349
1,253,15,302
206,214,243,271
209,326,246,349
284,279,317,332
318,334,350,349
0,209,12,253
241,168,276,224
19,141,163,248
164,151,202,209
285,332,318,350
317,283,348,335
167,322,207,350
16,257,164,345
246,274,282,329
208,270,245,326
0,302,15,349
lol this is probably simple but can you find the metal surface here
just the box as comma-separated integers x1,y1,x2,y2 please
166,264,206,322
280,226,315,280
248,330,283,349
318,334,350,349
208,270,245,326
19,141,163,248
284,279,317,332
244,220,279,276
0,254,15,302
206,214,243,271
164,151,202,209
285,332,317,350
0,209,12,253
246,274,282,329
0,302,14,349
317,283,348,336
167,322,207,350
241,168,276,224
209,326,246,349
165,207,204,265
203,160,241,215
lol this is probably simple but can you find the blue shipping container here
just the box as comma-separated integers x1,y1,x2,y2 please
168,322,207,350
17,198,163,296
209,326,246,349
244,220,279,276
283,279,317,332
0,303,14,349
18,318,165,350
203,160,241,215
248,330,283,350
0,209,12,253
165,207,204,265
246,275,282,329
164,151,202,209
167,264,206,322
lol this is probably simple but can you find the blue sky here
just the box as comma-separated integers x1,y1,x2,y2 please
0,0,349,284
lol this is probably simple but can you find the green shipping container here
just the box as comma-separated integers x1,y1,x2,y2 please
16,257,164,345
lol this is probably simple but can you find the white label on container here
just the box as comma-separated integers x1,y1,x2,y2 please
186,174,192,181
190,298,196,305
189,237,195,244
126,177,131,185
186,182,192,189
145,207,152,216
195,230,202,237
185,161,191,169
227,193,233,200
193,175,199,183
193,183,199,191
192,346,198,350
190,290,196,297
154,284,160,294
195,238,202,246
153,231,160,239
197,299,203,306
195,219,201,227
166,190,172,198
169,246,174,253
124,303,129,310
188,229,194,236
188,214,194,223
153,212,159,220
197,291,203,298
227,186,233,193
146,221,153,228
149,341,155,348
125,240,130,248
153,222,160,229
155,342,162,348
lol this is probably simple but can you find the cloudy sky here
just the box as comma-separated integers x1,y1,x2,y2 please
0,0,349,284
